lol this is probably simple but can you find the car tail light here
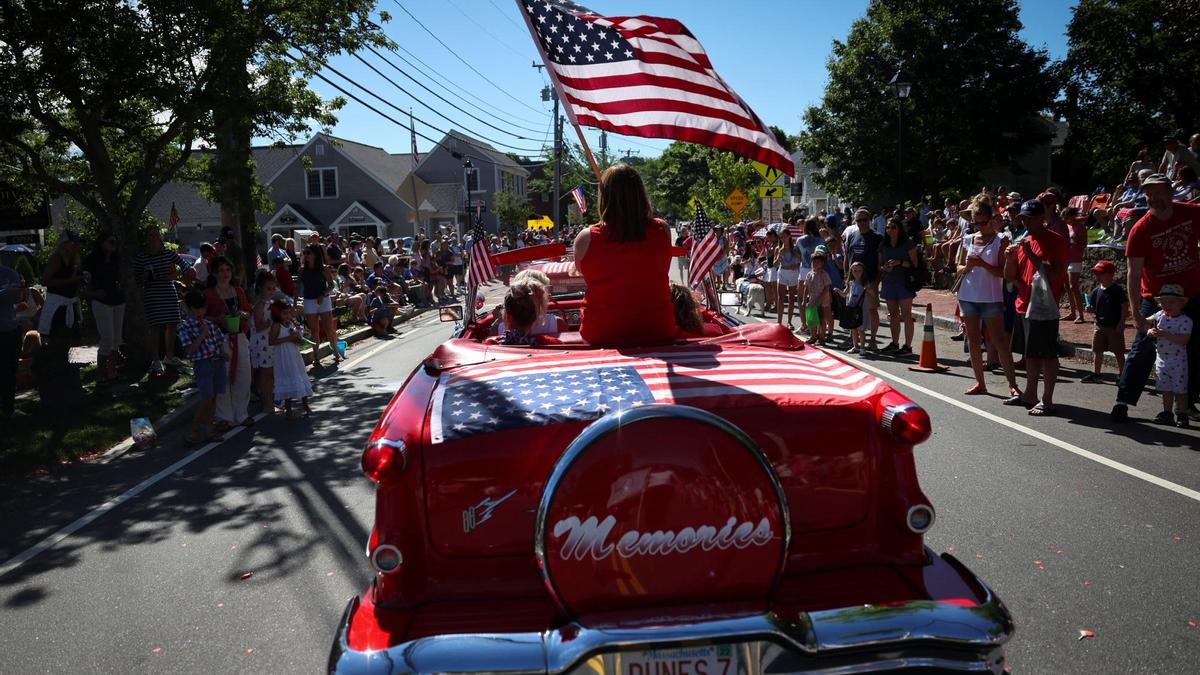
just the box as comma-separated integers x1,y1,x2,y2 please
879,396,931,445
362,439,407,482
370,544,403,573
906,504,935,533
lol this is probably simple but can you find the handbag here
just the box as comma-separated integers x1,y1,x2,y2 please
1025,263,1060,321
838,302,863,329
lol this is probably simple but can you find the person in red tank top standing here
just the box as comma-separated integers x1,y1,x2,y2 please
574,163,677,346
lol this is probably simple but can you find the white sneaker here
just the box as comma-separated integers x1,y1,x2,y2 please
846,346,860,354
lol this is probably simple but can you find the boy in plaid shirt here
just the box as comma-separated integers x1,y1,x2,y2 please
178,289,227,444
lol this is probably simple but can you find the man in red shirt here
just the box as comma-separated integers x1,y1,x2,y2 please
1112,173,1200,422
1003,199,1068,416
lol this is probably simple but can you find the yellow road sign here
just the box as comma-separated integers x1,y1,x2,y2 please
751,160,783,186
687,196,698,212
758,185,786,199
526,215,554,230
724,188,748,215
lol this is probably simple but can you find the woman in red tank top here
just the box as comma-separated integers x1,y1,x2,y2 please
575,163,677,346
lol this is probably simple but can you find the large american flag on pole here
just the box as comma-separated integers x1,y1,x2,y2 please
688,202,721,288
430,346,884,443
517,0,794,177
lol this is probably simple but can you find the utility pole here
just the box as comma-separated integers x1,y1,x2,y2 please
534,62,562,233
599,130,608,169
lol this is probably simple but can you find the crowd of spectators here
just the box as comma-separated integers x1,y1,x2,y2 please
692,130,1200,428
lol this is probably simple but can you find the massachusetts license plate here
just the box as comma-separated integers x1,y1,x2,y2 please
619,644,738,675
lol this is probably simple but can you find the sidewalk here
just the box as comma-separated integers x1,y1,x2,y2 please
913,288,1133,366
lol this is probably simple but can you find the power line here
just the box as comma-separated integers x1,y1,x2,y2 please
390,41,549,130
444,0,530,61
485,0,530,33
352,50,545,147
361,45,547,142
390,0,549,116
295,49,546,155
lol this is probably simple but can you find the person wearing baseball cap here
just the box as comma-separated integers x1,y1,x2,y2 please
1146,283,1193,427
1003,198,1068,416
1081,259,1127,384
1111,171,1200,423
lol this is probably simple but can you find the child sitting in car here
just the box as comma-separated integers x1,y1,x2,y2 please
497,280,560,346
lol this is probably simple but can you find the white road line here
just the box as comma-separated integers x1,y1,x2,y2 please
0,336,404,580
841,353,1200,504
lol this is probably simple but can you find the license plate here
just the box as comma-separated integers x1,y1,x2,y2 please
619,644,738,675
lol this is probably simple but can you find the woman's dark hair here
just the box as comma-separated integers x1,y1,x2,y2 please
1180,166,1198,183
208,255,233,288
885,217,909,244
269,299,290,322
303,243,325,270
91,230,116,261
804,217,820,237
597,163,653,243
670,283,703,334
254,268,275,294
338,263,351,277
973,202,993,219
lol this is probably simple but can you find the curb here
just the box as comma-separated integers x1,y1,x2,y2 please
89,313,413,466
926,312,1122,369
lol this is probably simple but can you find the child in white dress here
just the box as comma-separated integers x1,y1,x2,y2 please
269,300,314,418
1147,284,1193,428
250,270,276,414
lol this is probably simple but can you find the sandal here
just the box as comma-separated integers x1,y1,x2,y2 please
964,384,988,395
1028,402,1056,417
1003,395,1035,408
302,402,313,417
1009,385,1022,398
1153,411,1175,425
241,417,255,427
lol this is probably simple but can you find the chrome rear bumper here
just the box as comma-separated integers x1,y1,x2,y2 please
329,554,1013,674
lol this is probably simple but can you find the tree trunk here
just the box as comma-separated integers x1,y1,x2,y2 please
211,38,259,289
112,213,151,365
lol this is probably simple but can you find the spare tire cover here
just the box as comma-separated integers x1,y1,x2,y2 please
536,404,789,617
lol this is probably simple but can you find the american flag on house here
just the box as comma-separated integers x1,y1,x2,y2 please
430,346,885,443
517,0,793,177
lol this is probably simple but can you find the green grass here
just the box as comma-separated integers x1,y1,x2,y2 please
1,368,193,477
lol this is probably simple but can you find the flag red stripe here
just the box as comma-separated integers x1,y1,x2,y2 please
561,92,757,129
573,115,794,177
554,69,738,105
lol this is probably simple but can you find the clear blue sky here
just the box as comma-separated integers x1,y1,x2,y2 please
303,0,1076,159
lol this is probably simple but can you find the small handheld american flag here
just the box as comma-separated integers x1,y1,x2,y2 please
466,216,496,319
688,202,721,288
168,202,180,231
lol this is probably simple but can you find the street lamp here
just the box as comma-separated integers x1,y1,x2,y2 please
463,158,474,235
890,68,913,207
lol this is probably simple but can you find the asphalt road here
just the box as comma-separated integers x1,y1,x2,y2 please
1,305,1198,673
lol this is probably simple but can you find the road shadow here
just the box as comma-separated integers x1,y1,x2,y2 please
1054,403,1199,450
0,360,397,607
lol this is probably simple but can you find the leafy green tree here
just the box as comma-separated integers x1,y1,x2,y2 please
645,142,718,220
797,0,1056,206
0,0,209,359
768,125,800,154
493,191,533,230
696,152,761,223
1057,0,1200,189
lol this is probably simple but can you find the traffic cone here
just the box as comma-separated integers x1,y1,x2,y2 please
909,303,949,373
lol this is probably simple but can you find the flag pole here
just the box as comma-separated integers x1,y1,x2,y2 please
571,123,602,182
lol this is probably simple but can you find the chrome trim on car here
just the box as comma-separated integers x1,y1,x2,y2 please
533,403,792,615
906,504,936,533
370,544,403,574
328,555,1014,673
880,402,920,437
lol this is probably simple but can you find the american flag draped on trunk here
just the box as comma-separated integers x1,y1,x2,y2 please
517,0,794,177
688,202,721,288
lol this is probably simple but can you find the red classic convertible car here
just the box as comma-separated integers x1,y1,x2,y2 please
330,243,1014,673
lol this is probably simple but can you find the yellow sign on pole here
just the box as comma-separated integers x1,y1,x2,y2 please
751,160,783,186
758,185,786,199
687,196,698,213
526,215,554,230
724,188,748,216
